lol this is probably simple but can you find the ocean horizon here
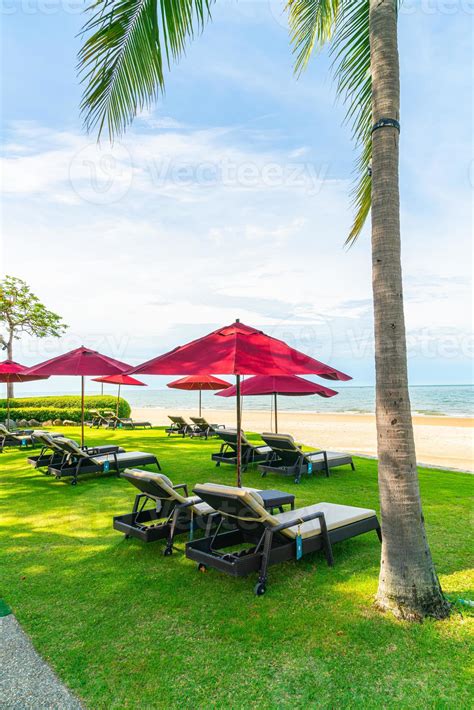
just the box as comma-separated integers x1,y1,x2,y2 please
13,384,474,418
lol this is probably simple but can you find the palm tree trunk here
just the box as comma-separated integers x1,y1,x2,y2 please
369,0,449,621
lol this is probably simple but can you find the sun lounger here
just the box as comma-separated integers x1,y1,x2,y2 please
189,417,225,439
186,483,380,594
27,432,125,469
102,411,152,430
258,432,355,483
165,416,194,437
113,469,218,552
47,437,160,485
88,409,114,429
211,429,271,471
0,424,61,453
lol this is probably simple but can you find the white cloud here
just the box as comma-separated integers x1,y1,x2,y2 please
1,116,471,384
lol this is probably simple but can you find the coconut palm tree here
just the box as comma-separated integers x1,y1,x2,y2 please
78,0,450,620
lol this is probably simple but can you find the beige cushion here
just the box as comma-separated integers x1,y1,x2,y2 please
273,502,376,540
195,483,271,522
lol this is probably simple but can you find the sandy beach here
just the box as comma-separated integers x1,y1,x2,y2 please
132,407,474,472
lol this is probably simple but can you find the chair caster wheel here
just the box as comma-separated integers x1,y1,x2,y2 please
163,547,173,556
124,534,130,540
254,582,267,596
294,478,300,484
197,563,207,573
71,480,77,486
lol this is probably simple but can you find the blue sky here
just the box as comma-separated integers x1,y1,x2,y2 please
1,1,472,392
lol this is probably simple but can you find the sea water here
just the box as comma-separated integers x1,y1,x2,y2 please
20,384,473,417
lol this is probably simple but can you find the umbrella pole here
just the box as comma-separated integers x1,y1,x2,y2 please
116,384,121,417
81,376,85,447
236,374,242,487
274,393,278,433
101,383,103,396
6,387,10,431
199,389,201,417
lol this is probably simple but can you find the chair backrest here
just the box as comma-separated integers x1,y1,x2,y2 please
193,483,290,536
190,417,208,430
33,431,62,450
168,416,188,427
216,429,252,452
121,469,188,504
54,436,101,463
260,433,304,466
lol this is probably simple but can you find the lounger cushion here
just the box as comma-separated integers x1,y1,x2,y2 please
273,502,376,540
307,451,352,464
92,451,154,465
123,469,213,516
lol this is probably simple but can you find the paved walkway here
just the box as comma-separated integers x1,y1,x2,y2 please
1,613,83,710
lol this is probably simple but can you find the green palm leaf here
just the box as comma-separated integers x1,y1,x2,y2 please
78,0,213,140
287,0,371,243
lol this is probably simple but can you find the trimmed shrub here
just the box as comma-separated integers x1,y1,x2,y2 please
0,395,131,424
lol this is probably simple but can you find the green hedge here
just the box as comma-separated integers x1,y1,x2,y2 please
0,396,131,423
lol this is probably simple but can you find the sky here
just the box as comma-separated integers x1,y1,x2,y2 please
0,0,472,393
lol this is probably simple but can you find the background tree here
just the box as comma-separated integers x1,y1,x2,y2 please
0,276,68,398
78,0,450,620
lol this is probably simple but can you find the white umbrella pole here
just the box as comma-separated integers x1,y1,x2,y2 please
274,393,278,433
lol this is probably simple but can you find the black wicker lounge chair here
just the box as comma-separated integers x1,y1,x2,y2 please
28,432,125,469
189,417,225,438
165,416,194,437
258,432,354,483
47,437,160,485
211,429,271,471
0,424,61,453
102,411,152,430
113,469,218,553
186,483,381,595
88,409,114,429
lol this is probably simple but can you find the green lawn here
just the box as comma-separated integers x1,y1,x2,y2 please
1,427,473,709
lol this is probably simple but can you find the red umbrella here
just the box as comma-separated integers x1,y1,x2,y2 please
26,347,130,445
0,360,49,430
92,373,146,417
216,374,338,433
130,320,351,485
167,375,231,416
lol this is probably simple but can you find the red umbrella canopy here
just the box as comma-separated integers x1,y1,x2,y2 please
216,374,338,398
92,374,146,386
26,346,130,376
167,375,231,391
130,321,351,380
0,359,49,383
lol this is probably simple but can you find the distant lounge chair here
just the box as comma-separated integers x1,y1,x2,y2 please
258,432,355,483
27,432,125,470
189,417,225,439
0,424,61,453
47,437,160,485
88,409,114,429
165,416,194,437
211,429,271,471
186,483,380,595
102,411,152,430
114,469,217,553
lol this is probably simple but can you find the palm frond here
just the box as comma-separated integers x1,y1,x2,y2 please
330,0,371,244
78,0,213,140
286,0,341,75
286,0,371,243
